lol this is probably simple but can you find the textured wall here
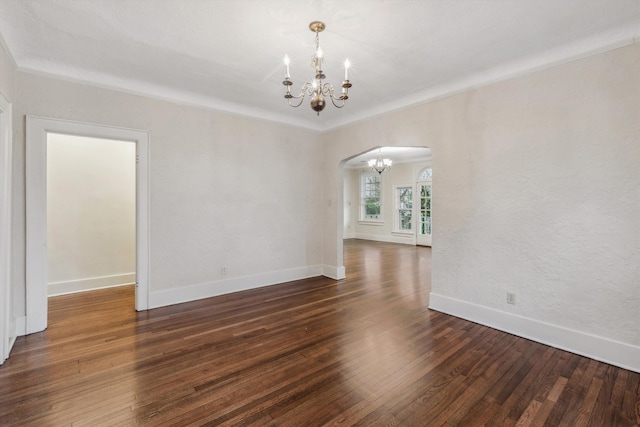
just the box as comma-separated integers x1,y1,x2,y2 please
321,43,640,351
13,73,323,315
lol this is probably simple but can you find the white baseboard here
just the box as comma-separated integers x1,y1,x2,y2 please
429,293,640,373
353,232,415,245
15,315,26,336
149,265,323,309
322,265,346,280
48,272,136,296
343,232,356,239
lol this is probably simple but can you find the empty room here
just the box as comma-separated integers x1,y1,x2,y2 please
0,0,638,425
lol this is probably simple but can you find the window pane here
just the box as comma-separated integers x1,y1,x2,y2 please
399,209,412,230
361,172,382,221
365,199,380,216
420,168,432,180
399,188,412,209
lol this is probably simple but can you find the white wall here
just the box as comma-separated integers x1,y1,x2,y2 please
0,38,17,361
46,134,136,295
0,42,15,102
13,72,324,315
322,43,640,371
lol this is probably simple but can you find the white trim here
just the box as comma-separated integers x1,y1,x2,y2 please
322,265,346,281
359,170,383,222
149,266,323,309
48,272,136,296
353,232,415,245
357,220,383,226
26,116,150,334
321,36,640,131
0,92,12,363
135,127,150,312
17,69,324,133
391,231,414,236
13,37,640,133
429,293,640,373
0,32,17,69
14,316,26,337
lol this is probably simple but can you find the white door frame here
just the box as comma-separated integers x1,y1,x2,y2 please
415,166,433,247
26,116,150,334
0,92,13,363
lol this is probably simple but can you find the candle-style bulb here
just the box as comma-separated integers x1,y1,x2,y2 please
284,54,290,78
344,58,350,80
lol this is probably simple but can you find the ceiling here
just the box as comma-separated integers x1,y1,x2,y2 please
0,0,638,131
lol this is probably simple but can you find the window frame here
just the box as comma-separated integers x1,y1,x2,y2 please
393,185,413,233
359,171,383,223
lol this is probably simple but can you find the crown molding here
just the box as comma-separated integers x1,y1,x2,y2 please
12,32,639,134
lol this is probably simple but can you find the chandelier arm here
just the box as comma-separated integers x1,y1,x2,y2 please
323,83,349,100
320,82,334,96
322,83,349,107
287,97,305,108
329,97,347,108
306,84,318,97
291,83,314,99
284,82,315,108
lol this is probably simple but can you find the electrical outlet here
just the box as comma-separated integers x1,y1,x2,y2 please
220,267,227,276
507,292,516,305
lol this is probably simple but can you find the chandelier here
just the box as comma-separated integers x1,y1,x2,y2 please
282,21,352,115
369,149,392,174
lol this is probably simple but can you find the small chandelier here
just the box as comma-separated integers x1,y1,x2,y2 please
282,21,352,116
369,149,392,174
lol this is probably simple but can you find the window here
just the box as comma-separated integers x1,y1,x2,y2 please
395,186,413,232
417,167,432,246
419,167,432,180
419,184,432,235
360,172,382,221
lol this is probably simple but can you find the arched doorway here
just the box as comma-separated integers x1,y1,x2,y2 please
339,146,431,276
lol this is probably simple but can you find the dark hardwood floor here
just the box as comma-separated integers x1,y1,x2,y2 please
1,239,638,426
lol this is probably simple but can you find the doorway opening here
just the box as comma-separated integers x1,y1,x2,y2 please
46,133,136,297
340,146,431,275
26,117,149,334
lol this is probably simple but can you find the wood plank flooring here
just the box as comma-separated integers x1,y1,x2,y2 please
1,239,638,426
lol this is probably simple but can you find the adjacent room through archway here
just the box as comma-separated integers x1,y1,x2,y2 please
339,146,432,277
